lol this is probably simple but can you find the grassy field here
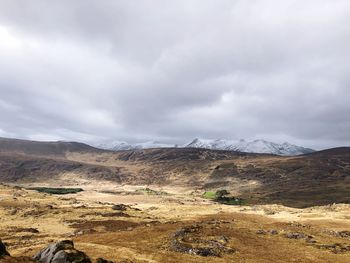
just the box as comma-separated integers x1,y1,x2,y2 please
1,184,349,262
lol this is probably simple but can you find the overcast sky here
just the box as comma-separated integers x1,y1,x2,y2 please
0,0,349,149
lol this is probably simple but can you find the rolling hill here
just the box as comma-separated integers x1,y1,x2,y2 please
0,137,349,207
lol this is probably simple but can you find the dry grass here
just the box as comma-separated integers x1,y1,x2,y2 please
1,184,349,262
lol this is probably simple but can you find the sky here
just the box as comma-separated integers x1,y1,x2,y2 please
0,0,349,149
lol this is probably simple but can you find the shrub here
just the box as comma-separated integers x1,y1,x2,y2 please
203,189,244,205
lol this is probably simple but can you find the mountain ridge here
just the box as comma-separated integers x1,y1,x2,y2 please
93,138,315,156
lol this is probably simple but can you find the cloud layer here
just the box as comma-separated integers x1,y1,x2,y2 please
0,0,349,149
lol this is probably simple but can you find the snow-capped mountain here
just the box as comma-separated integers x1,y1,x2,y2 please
93,138,314,156
185,138,315,156
95,140,175,151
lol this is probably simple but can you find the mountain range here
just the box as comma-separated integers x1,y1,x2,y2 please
93,138,315,156
0,136,349,208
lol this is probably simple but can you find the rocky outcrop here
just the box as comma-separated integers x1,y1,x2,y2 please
34,240,91,263
170,225,234,257
0,240,116,262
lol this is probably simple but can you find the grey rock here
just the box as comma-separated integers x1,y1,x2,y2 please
256,229,267,235
34,240,91,263
269,229,279,235
285,232,307,239
337,230,350,238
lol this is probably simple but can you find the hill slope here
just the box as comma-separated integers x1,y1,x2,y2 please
0,137,101,157
0,137,349,207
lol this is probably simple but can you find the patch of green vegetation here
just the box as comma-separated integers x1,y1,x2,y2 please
28,187,83,195
203,189,244,205
202,191,216,199
135,187,169,196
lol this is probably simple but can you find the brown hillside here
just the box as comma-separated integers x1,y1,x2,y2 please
0,138,349,207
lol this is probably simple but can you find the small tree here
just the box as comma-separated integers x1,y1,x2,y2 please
215,189,230,199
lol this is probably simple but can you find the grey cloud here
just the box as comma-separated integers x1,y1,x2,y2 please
0,0,349,149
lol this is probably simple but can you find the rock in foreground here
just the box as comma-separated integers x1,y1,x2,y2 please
34,240,91,263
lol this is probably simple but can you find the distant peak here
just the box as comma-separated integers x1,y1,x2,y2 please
184,138,315,156
92,137,315,156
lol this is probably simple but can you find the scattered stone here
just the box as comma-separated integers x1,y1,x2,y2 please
337,231,350,238
285,232,307,239
34,240,91,263
269,229,279,235
256,229,278,235
256,229,267,235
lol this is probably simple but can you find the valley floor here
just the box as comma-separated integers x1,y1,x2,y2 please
0,183,350,262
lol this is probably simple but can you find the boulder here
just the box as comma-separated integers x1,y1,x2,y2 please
34,240,91,263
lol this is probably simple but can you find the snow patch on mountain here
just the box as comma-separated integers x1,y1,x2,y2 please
93,138,315,156
94,140,174,151
185,138,315,155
